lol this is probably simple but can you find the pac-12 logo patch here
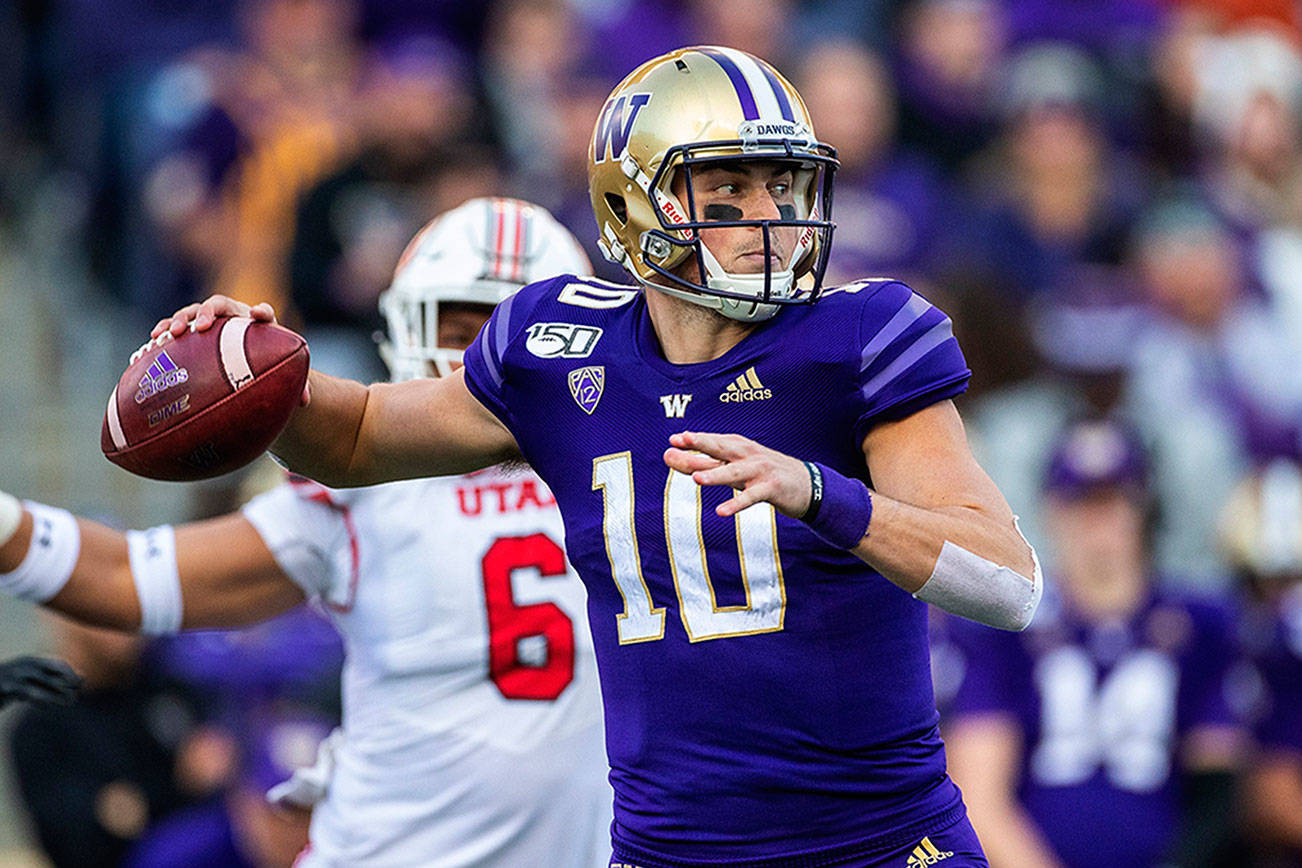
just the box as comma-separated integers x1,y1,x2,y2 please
568,366,605,415
526,322,603,358
134,350,189,404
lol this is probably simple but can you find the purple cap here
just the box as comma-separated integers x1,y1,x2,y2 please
1044,418,1147,499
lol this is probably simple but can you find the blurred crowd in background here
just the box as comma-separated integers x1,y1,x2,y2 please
3,0,1302,865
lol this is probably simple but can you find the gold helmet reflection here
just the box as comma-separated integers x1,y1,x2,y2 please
587,46,838,323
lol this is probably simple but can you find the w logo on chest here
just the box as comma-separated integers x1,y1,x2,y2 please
659,394,693,418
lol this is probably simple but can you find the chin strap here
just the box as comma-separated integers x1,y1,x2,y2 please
698,241,789,322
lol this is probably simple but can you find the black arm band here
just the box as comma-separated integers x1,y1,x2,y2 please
801,461,824,522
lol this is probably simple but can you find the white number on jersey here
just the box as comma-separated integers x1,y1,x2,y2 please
1030,647,1178,793
592,452,786,644
557,280,639,309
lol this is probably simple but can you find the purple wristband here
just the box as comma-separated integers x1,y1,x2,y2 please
800,462,873,549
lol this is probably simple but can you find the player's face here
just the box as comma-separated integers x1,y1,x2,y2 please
435,302,493,373
671,161,801,275
1047,488,1146,588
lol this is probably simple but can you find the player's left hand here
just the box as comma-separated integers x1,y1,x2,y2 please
0,656,82,709
665,432,812,518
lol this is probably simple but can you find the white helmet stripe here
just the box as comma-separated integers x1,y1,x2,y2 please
510,202,528,283
716,47,785,122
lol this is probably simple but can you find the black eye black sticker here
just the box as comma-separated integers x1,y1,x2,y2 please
778,204,796,220
703,204,743,221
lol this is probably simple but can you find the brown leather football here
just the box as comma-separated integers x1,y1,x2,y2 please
101,317,309,481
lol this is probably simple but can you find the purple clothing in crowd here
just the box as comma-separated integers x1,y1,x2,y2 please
1004,0,1166,55
824,151,950,285
124,801,255,868
1252,587,1302,754
947,588,1242,868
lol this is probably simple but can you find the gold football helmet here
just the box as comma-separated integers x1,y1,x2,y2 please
588,46,838,322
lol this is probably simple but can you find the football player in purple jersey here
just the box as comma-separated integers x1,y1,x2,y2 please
944,419,1246,868
121,46,1041,866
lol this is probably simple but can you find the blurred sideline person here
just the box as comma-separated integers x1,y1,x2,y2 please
944,419,1246,868
125,702,335,868
0,198,612,867
148,46,1042,866
1222,460,1302,863
9,619,212,868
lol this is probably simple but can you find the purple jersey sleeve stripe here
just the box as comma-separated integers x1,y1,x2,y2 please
698,48,760,120
474,292,516,387
757,61,796,122
860,320,955,401
859,292,932,372
493,291,517,356
480,340,504,387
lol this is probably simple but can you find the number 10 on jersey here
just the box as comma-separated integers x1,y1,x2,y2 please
592,452,787,644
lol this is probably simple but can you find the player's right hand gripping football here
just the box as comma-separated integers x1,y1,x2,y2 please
151,295,310,405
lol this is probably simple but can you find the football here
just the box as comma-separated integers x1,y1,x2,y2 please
101,317,309,481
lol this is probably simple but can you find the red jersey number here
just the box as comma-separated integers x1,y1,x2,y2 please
481,533,576,701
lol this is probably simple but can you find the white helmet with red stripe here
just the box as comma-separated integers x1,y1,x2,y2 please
379,197,593,380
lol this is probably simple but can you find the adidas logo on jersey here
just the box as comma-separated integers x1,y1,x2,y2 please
905,836,954,867
719,367,771,402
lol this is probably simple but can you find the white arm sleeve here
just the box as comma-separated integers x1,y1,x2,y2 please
912,517,1044,632
242,483,354,604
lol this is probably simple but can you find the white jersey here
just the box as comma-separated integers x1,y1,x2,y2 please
242,466,611,867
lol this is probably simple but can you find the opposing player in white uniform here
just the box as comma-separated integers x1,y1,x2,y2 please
0,198,612,867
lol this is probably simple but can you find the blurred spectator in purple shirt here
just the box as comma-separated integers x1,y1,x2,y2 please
894,0,1006,173
125,704,335,868
8,620,213,868
795,39,950,286
946,418,1247,868
116,0,367,321
951,43,1143,302
531,75,628,283
482,0,591,188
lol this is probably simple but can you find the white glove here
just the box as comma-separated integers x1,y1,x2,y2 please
267,727,344,809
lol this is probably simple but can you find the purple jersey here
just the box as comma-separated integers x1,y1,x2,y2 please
464,276,971,864
947,589,1241,868
1253,587,1302,754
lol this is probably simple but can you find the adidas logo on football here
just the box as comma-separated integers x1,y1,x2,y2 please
719,367,772,402
905,836,954,867
134,350,189,404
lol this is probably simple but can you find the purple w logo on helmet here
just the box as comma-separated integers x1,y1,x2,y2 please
592,94,651,164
